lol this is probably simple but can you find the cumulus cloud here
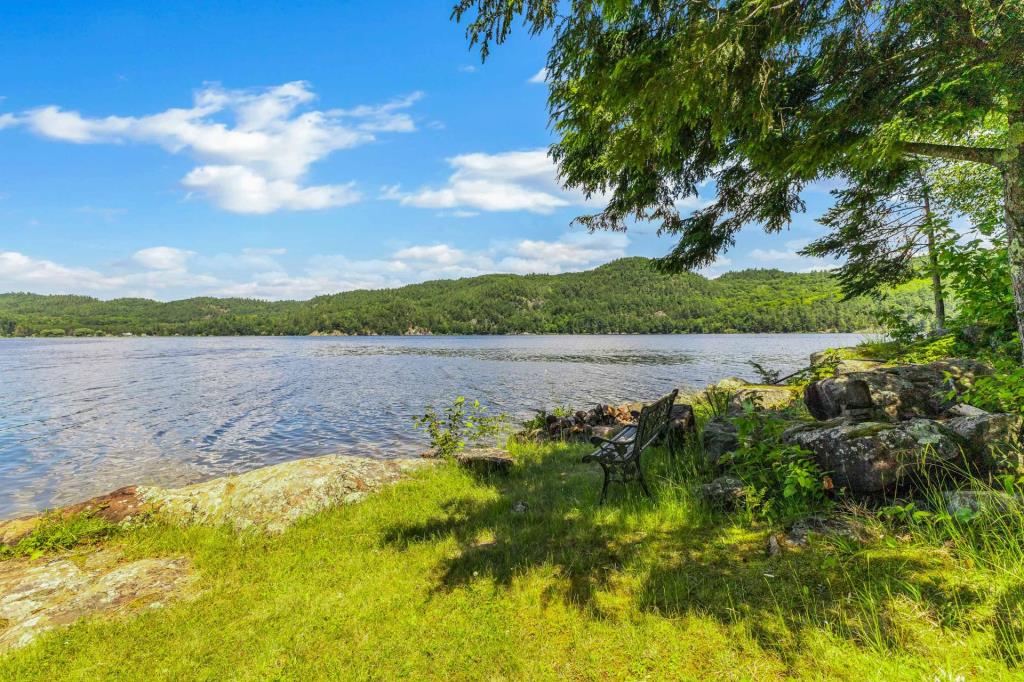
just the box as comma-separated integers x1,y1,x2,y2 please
393,244,465,265
0,233,632,300
750,246,835,272
181,165,360,214
133,246,195,271
385,149,577,214
0,251,126,292
0,113,17,129
528,68,548,84
7,82,420,213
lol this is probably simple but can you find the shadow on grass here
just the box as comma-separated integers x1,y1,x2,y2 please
380,443,1016,664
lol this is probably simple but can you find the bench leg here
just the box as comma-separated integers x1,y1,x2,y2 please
637,466,653,499
598,464,611,505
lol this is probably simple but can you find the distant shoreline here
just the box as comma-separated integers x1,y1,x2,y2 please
0,330,875,339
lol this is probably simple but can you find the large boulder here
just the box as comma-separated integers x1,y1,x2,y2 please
702,418,739,466
804,359,992,422
728,385,800,413
668,403,696,443
783,418,963,495
945,411,1022,474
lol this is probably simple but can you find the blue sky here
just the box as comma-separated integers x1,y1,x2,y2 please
0,1,838,301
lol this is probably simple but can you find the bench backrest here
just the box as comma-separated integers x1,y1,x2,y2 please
634,390,678,451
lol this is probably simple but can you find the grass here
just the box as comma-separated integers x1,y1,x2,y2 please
0,511,119,560
2,437,1023,680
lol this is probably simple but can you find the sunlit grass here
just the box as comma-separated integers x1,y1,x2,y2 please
1,439,1022,680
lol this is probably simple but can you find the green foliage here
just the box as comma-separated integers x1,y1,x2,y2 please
962,361,1024,416
941,242,1017,349
720,406,831,523
745,360,781,385
696,386,733,420
412,396,508,458
0,511,119,560
452,0,1018,274
0,258,934,336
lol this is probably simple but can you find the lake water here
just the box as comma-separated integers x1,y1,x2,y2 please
0,334,861,518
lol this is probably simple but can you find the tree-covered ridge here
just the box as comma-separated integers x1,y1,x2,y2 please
0,258,930,337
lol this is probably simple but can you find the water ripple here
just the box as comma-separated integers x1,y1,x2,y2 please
0,333,861,518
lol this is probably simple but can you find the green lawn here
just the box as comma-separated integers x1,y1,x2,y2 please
2,441,1021,680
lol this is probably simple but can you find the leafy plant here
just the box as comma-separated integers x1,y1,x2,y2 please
746,360,781,385
720,405,831,523
413,396,508,458
698,386,734,420
960,362,1024,416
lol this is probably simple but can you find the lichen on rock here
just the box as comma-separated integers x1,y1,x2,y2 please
0,548,196,652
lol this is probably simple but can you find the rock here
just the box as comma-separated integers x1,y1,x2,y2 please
809,349,886,376
944,403,989,418
945,412,1022,474
804,359,992,422
0,547,196,652
729,385,800,414
702,418,739,466
455,448,515,475
943,489,1021,516
713,377,751,391
835,359,886,375
590,425,624,440
511,500,529,514
783,418,963,495
139,454,431,534
700,476,745,508
0,486,155,547
668,404,696,442
768,515,874,554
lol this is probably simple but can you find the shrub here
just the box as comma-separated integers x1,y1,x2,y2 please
413,396,508,458
719,404,832,523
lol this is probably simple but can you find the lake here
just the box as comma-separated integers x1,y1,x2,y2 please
0,334,861,518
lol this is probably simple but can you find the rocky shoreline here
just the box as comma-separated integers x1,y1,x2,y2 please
2,346,1020,656
1,454,432,545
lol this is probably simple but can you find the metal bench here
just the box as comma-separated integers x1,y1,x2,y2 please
582,390,679,504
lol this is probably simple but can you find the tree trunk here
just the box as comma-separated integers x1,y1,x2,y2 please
919,172,946,332
1004,108,1024,361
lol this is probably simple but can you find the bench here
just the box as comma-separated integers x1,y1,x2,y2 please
582,390,679,504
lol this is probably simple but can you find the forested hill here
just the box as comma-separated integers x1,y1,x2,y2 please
0,258,930,337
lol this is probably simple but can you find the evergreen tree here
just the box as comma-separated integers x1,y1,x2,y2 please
452,0,1024,355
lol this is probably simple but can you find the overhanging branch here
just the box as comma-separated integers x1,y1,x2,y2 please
898,141,1002,167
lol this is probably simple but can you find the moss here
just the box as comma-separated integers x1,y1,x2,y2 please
844,422,899,439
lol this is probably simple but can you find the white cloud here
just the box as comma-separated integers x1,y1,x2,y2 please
458,65,479,74
750,248,804,262
182,165,360,214
393,244,465,265
750,247,835,272
9,82,420,213
133,246,195,271
385,149,577,214
0,233,632,300
0,113,17,130
528,68,548,84
0,251,126,292
496,233,628,274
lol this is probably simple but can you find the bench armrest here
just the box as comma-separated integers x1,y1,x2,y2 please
589,435,634,448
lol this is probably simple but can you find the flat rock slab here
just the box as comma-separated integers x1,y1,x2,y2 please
1,455,433,543
454,448,515,475
0,548,195,652
139,455,432,534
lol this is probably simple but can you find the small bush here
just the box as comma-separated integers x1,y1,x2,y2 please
719,405,832,523
413,396,509,458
